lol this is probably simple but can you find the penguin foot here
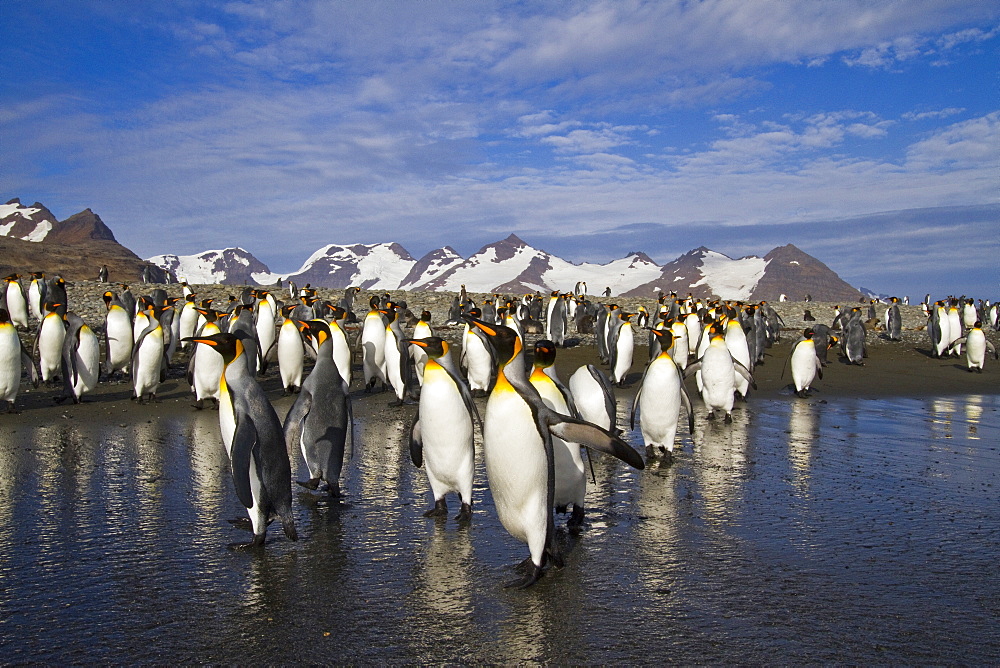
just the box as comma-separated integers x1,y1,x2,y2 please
505,564,545,589
706,412,716,420
568,506,585,533
228,534,266,551
53,395,69,404
227,517,255,532
296,477,321,490
555,504,568,514
456,503,472,523
724,413,733,424
192,399,205,410
423,499,448,518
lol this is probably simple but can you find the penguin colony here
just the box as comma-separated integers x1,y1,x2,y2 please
1,272,997,588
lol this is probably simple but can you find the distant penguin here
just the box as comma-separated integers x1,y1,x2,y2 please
928,301,950,358
962,299,978,329
186,332,297,549
410,310,434,384
545,292,567,347
789,329,823,397
324,306,353,387
383,306,412,406
3,275,28,329
685,325,755,423
0,308,39,411
35,302,67,384
947,321,997,372
98,265,109,283
841,308,867,365
632,329,694,462
132,307,165,403
725,317,752,399
568,364,617,433
946,300,963,353
885,297,902,341
609,312,634,386
58,312,100,404
803,309,815,322
529,340,587,530
228,305,259,376
407,336,480,520
187,308,224,409
466,318,643,587
284,320,354,497
361,297,388,392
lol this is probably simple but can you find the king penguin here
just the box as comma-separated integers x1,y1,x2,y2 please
632,329,694,462
3,275,29,329
568,364,617,433
284,320,354,497
58,312,101,404
276,305,305,394
466,317,644,587
407,336,480,520
132,305,166,403
361,296,388,393
34,301,67,384
0,308,39,412
789,328,823,397
102,291,133,380
947,321,997,372
187,308,225,409
185,332,297,548
609,311,635,386
685,324,755,423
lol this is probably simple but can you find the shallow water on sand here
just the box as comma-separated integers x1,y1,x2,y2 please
0,394,997,664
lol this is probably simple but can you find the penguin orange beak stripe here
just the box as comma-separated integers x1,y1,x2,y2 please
472,321,498,336
185,337,218,347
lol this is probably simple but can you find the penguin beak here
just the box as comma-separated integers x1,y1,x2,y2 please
405,339,428,348
184,337,217,347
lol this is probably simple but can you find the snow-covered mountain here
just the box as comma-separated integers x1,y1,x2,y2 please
145,236,862,301
0,199,58,242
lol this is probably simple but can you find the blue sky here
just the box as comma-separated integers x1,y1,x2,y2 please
2,1,998,298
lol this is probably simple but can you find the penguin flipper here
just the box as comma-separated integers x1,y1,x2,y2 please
409,417,423,468
630,385,641,431
20,344,39,388
733,358,756,389
440,363,482,434
679,384,695,435
587,364,617,431
543,409,644,470
282,388,311,456
683,360,702,379
231,415,260,509
815,355,823,380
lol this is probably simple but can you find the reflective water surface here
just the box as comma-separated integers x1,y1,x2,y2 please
0,394,998,663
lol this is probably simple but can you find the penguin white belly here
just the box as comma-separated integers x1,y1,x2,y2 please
463,335,492,392
178,307,199,346
790,341,817,392
613,325,634,383
6,286,28,328
966,330,987,369
277,321,304,390
639,358,682,452
685,316,701,355
419,369,474,500
105,311,132,373
532,377,585,508
38,317,66,381
568,367,612,431
28,284,44,321
133,329,163,397
247,451,266,534
483,389,548,553
73,328,101,398
0,326,20,401
947,312,962,345
669,326,689,371
361,317,387,385
194,340,225,401
383,333,405,399
700,347,735,414
219,380,236,456
330,327,352,386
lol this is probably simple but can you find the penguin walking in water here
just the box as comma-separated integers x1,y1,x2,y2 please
529,340,587,531
34,302,67,384
568,364,617,433
407,336,480,521
466,317,644,588
609,312,635,386
0,308,39,412
284,320,353,497
685,325,755,423
947,321,997,372
187,308,225,409
276,305,305,394
3,275,29,329
132,307,166,403
102,291,133,380
184,332,297,549
632,329,694,462
789,328,823,397
57,312,100,403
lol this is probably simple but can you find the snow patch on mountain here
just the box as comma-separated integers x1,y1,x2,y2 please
689,251,769,300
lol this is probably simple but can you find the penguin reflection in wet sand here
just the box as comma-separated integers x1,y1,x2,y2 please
407,336,480,521
184,332,297,549
467,317,644,588
284,320,353,497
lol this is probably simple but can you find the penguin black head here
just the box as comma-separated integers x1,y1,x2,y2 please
465,316,520,365
184,332,242,364
533,340,557,368
405,336,448,359
803,328,814,339
196,307,219,323
298,319,331,348
419,310,431,322
0,308,10,325
650,328,675,351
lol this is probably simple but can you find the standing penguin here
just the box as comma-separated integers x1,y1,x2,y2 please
178,294,200,348
841,308,867,365
284,320,354,497
184,332,297,549
409,310,434,384
407,336,480,520
529,340,587,530
58,312,101,404
609,312,635,386
187,308,225,409
253,290,278,373
98,265,109,283
789,328,824,397
383,306,412,406
276,305,305,394
324,306,354,387
0,308,39,412
27,272,46,322
568,364,617,433
34,302,67,384
132,308,165,403
632,329,694,462
885,297,902,341
685,325,755,423
3,275,29,329
361,296,388,393
947,321,997,372
102,291,133,379
466,317,644,587
460,307,494,397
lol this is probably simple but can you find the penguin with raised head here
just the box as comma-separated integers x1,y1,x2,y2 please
361,296,388,393
947,321,997,372
841,307,866,365
545,291,567,347
253,289,278,373
34,301,67,384
383,304,413,406
58,312,100,403
187,308,225,409
685,324,755,423
228,304,259,376
178,294,199,348
409,310,434,384
529,340,588,529
27,272,46,322
131,305,166,403
632,329,694,462
3,275,28,329
0,308,39,412
460,307,494,397
101,291,133,380
184,332,297,548
284,320,353,497
466,317,644,588
609,311,635,386
789,328,823,397
276,305,305,394
568,364,617,433
885,297,902,341
407,336,479,520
